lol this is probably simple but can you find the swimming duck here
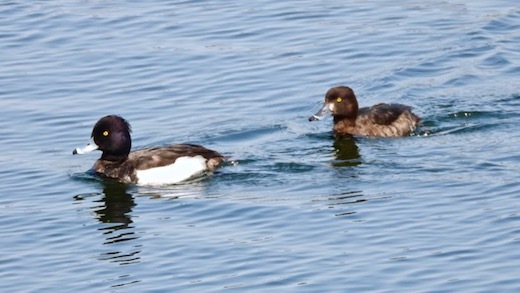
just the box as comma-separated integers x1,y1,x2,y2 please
73,115,224,185
309,86,420,137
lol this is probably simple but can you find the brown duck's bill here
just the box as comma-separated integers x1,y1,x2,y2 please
309,103,330,121
72,137,99,155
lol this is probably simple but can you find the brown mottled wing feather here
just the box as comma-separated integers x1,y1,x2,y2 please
359,103,413,125
129,144,224,170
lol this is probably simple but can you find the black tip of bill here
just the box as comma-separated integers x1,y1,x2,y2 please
309,115,321,121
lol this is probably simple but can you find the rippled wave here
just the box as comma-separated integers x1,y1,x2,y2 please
1,1,519,292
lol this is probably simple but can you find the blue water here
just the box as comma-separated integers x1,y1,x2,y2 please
1,1,520,291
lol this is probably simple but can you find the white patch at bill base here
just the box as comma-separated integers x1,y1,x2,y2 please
135,155,208,185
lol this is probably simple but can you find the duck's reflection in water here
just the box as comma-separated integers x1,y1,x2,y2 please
95,181,138,243
332,137,362,167
326,138,365,217
76,180,141,265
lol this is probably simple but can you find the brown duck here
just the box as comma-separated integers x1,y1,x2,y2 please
310,86,420,137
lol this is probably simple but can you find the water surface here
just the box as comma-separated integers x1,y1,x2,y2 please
1,1,519,292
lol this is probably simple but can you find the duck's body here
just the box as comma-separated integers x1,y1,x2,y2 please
310,86,420,137
333,103,419,137
73,115,224,185
91,144,223,184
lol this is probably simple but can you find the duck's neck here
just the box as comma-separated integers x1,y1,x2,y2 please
101,152,128,162
333,115,356,127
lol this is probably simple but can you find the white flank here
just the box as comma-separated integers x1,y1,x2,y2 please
135,155,208,185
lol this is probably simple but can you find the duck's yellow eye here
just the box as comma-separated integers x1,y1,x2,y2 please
102,131,109,137
336,97,342,103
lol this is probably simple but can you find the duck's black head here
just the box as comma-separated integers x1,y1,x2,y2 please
73,115,132,161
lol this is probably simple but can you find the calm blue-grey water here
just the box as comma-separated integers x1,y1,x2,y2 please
1,0,519,292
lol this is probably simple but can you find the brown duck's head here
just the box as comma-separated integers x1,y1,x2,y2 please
309,86,359,121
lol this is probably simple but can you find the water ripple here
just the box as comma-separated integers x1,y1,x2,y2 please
1,1,520,292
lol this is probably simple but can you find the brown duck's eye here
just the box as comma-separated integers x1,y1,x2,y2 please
102,130,109,137
336,97,342,103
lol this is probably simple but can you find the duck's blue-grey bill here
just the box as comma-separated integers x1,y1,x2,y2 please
309,103,329,121
73,137,99,155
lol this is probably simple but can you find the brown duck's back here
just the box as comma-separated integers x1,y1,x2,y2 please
334,103,420,137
